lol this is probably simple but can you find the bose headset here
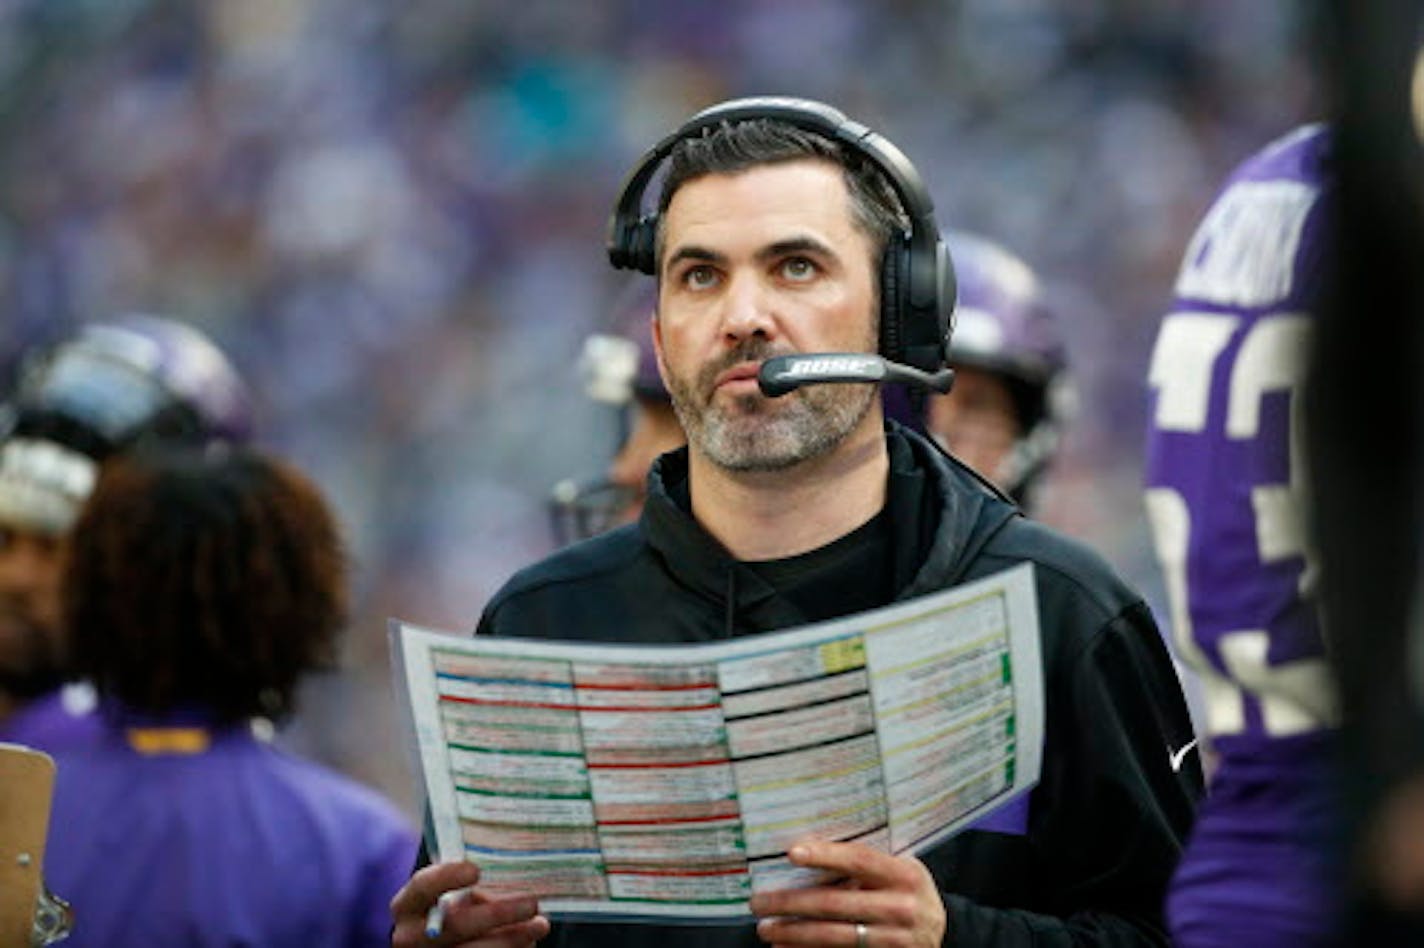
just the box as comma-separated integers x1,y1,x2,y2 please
605,96,957,379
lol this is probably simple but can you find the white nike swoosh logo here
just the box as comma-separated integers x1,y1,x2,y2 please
1168,738,1199,772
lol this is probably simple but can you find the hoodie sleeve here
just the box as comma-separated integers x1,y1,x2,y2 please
931,600,1203,946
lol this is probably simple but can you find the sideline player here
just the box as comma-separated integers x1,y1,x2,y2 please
50,443,417,946
1143,123,1340,946
924,230,1069,513
548,325,684,544
0,314,253,745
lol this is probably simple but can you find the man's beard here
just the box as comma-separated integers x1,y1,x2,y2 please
665,337,879,473
0,612,64,700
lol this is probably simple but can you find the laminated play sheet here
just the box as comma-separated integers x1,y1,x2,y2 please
394,563,1044,922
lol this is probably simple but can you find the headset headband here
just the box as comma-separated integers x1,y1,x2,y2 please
609,98,937,292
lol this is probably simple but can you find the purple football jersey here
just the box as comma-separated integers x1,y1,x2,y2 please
1144,124,1340,946
33,705,417,947
1145,123,1334,758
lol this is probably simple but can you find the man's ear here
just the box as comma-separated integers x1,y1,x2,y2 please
650,311,670,389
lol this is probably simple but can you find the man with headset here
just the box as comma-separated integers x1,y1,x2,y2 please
391,98,1200,947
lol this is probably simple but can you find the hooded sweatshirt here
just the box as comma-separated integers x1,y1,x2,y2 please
463,423,1201,946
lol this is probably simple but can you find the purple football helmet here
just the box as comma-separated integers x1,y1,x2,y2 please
0,314,254,533
934,230,1070,505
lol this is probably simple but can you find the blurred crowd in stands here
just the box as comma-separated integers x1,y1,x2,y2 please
0,0,1318,814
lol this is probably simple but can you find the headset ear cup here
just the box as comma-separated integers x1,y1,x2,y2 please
935,239,957,365
878,239,907,363
631,217,659,275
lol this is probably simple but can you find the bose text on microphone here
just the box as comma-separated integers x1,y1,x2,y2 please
757,353,955,397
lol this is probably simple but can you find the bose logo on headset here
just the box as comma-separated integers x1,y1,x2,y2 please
784,356,883,378
605,96,958,376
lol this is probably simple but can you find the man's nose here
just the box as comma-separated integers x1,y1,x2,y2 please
719,274,776,342
0,540,52,591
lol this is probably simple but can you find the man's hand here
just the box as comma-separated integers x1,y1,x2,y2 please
749,840,946,947
390,861,550,947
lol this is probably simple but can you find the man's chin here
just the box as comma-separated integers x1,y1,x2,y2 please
697,417,831,472
0,622,65,699
704,389,772,416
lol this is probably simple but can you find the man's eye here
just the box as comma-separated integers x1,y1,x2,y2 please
781,257,817,281
684,265,718,289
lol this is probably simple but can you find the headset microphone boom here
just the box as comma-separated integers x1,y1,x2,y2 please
756,353,955,398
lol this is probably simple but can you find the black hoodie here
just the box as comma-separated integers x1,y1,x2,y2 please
461,423,1202,946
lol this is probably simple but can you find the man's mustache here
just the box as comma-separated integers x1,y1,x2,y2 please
695,339,789,399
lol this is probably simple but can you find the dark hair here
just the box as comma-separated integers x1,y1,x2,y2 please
654,119,908,272
63,444,346,725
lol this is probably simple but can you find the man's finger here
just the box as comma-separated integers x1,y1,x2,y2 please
389,860,482,918
756,916,866,947
787,841,920,890
441,895,546,942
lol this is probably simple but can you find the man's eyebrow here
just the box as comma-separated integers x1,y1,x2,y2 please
756,236,839,264
663,245,724,274
662,236,840,276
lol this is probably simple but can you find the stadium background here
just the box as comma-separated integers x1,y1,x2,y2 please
0,1,1317,816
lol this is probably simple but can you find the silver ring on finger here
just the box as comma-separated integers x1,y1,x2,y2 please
855,921,869,948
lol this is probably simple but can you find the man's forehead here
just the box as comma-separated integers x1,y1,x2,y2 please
667,159,849,212
661,161,862,255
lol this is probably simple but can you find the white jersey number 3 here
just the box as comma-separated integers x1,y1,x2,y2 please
1145,311,1337,739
